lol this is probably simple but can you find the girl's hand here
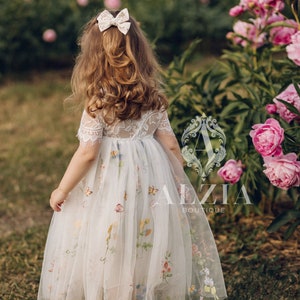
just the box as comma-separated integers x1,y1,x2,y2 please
50,188,68,212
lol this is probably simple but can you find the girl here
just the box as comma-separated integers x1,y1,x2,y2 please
38,8,227,300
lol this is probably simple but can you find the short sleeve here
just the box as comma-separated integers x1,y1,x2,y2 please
77,110,104,145
156,111,175,136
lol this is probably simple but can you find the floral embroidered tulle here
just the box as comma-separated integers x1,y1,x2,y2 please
38,108,227,300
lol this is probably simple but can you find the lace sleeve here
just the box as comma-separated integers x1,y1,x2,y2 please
77,110,104,145
156,111,175,136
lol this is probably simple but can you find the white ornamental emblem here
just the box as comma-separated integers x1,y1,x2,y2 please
181,114,226,180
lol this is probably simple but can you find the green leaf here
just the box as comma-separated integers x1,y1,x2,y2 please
283,219,300,240
233,203,243,216
296,195,300,210
267,210,300,233
219,101,248,118
292,81,300,97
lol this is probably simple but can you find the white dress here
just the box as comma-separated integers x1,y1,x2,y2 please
38,109,227,300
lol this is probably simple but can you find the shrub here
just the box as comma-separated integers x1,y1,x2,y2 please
165,0,300,238
0,0,103,73
0,0,234,74
125,0,233,63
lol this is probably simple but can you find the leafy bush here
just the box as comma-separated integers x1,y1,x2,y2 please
0,0,103,73
124,0,233,63
165,0,300,238
0,0,234,74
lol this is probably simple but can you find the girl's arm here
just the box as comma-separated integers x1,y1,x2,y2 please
155,130,184,166
50,142,100,212
154,110,184,166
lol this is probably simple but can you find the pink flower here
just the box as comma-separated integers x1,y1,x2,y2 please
250,118,284,157
239,0,284,16
266,12,285,25
229,20,266,48
104,0,121,10
229,5,245,17
263,153,300,190
262,0,285,12
42,29,57,43
217,159,243,184
269,19,298,45
273,84,300,123
77,0,89,6
265,104,277,114
192,243,198,253
240,0,259,10
287,31,300,67
114,203,124,212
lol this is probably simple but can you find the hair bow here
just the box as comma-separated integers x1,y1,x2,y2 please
97,8,131,35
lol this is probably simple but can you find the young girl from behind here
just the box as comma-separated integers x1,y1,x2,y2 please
38,8,227,300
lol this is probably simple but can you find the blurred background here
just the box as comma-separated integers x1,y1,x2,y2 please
0,0,233,76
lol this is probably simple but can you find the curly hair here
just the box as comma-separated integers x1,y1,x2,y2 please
70,10,168,124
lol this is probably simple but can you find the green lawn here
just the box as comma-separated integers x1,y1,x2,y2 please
0,70,299,299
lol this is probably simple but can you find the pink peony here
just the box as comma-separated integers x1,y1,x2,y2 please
217,159,243,184
262,0,285,12
238,0,284,16
77,0,89,6
229,5,245,17
266,12,285,24
265,104,277,114
42,29,57,43
286,31,300,67
250,118,284,157
230,20,266,48
269,19,298,45
104,0,121,10
240,0,260,10
263,153,300,190
273,84,300,123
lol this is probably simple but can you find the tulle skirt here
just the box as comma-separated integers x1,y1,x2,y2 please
38,136,227,300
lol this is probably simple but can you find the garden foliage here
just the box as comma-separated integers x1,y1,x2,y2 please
123,0,233,62
0,0,233,74
0,0,104,73
165,0,300,238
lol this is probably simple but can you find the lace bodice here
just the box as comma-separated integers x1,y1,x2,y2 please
77,109,175,145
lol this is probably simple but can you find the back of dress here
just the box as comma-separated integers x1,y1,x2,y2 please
77,109,174,144
38,108,227,300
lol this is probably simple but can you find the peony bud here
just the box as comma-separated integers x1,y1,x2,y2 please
42,29,57,43
217,159,243,184
104,0,121,10
229,5,244,17
265,104,277,114
77,0,89,6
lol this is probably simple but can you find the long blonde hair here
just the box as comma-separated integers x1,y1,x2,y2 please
70,10,168,123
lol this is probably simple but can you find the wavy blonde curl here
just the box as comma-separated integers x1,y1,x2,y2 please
70,10,168,124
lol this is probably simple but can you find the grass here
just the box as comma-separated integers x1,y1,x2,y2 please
0,70,299,299
0,71,77,299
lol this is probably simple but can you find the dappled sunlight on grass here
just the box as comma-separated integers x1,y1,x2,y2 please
0,71,77,235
